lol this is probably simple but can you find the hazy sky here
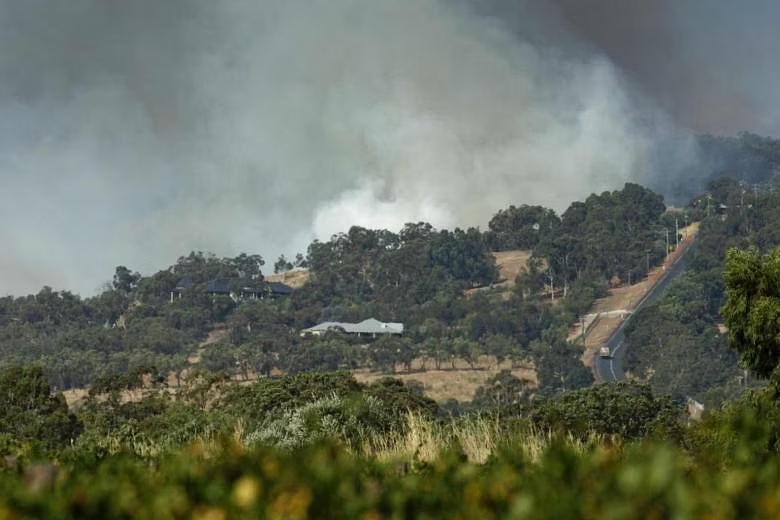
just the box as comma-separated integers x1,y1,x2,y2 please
1,0,778,296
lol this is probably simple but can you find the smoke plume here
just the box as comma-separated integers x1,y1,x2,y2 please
0,0,776,295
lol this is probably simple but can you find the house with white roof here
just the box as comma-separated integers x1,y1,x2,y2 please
301,318,404,337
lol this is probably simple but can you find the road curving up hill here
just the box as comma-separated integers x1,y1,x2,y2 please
571,222,701,382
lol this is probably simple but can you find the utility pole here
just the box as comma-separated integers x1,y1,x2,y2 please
675,218,679,250
665,228,670,261
547,271,554,303
646,250,650,278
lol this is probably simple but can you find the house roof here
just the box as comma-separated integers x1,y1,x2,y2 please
267,282,293,295
205,278,294,296
235,281,265,292
352,318,404,334
174,276,194,291
303,318,404,335
206,278,233,294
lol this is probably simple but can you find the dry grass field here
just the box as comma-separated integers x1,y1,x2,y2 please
354,357,536,403
492,250,533,287
265,270,311,288
63,363,536,409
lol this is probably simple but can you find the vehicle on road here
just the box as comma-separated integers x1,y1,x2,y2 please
599,346,611,358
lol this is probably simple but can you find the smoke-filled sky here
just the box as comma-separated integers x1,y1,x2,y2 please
1,0,779,296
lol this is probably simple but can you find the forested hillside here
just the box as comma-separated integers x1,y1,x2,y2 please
623,175,780,405
0,181,683,400
665,132,780,203
1,132,780,405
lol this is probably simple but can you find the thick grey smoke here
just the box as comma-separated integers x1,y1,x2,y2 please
473,0,780,135
0,0,773,296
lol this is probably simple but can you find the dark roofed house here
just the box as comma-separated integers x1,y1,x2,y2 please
176,276,194,290
170,276,194,302
168,277,293,303
203,278,294,302
206,278,233,295
266,282,293,298
235,281,267,300
206,278,259,301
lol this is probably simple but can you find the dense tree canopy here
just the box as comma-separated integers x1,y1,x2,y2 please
623,176,780,405
486,205,559,251
0,365,82,453
722,246,780,380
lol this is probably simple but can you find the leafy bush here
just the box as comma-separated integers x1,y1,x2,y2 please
0,365,82,455
530,381,684,441
3,426,780,518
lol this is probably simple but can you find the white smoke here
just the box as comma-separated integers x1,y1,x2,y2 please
0,0,691,296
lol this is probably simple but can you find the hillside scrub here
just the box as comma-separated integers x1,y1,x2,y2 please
2,363,780,516
0,182,705,399
623,178,780,405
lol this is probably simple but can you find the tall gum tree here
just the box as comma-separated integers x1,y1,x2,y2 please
722,246,780,379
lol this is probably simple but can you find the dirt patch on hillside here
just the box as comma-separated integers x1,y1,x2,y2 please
465,250,535,298
188,327,230,364
62,388,88,408
492,250,533,287
265,270,310,288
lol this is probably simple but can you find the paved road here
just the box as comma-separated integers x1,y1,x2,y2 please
596,239,698,382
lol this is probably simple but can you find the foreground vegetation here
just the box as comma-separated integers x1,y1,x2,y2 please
2,354,780,517
5,435,780,519
3,379,780,518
